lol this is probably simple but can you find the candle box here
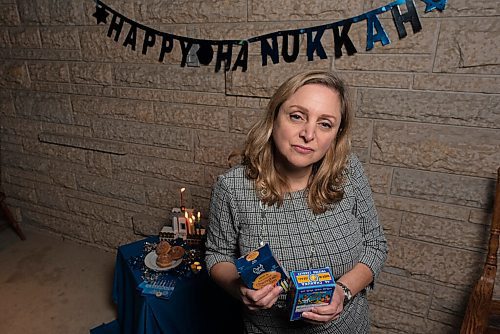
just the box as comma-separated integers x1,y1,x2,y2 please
286,267,335,321
236,243,289,292
159,226,175,241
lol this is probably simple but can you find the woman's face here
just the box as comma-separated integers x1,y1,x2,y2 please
272,83,342,178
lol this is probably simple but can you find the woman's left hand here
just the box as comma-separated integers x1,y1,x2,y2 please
300,283,345,324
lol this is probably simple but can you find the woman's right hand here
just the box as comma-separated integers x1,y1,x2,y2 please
209,262,282,310
240,283,283,311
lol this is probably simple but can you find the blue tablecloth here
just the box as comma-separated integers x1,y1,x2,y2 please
92,237,243,334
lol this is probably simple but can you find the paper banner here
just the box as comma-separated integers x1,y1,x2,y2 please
92,0,447,72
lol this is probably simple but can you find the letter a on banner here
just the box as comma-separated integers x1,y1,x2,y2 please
366,13,390,51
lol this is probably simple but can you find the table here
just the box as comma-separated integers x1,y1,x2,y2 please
91,237,243,334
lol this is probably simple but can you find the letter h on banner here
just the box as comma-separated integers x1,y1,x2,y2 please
391,0,422,39
215,43,233,72
107,13,124,42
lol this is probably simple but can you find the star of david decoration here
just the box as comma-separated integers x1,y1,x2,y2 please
93,5,109,24
420,0,447,13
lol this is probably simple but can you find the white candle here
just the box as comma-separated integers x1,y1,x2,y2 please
188,217,194,235
180,188,186,208
172,216,179,234
184,211,189,235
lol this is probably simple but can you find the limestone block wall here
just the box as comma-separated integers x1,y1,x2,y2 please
0,0,499,332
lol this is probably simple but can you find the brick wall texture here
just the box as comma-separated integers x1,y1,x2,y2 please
1,0,499,332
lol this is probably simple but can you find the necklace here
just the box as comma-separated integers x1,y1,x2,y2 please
258,201,268,247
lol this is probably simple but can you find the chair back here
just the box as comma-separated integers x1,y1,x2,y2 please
460,167,500,333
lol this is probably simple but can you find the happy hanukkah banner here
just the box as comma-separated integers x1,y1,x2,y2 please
92,0,447,72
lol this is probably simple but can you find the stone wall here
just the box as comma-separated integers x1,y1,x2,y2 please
1,0,499,332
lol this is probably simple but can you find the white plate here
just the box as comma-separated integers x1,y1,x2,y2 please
144,251,183,271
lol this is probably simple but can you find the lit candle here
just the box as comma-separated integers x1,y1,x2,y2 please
180,187,186,210
196,212,201,235
185,211,190,235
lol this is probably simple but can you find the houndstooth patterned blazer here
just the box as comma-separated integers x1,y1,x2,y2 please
205,154,388,334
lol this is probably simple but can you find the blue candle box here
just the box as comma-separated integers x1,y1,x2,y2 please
286,267,336,321
236,243,289,292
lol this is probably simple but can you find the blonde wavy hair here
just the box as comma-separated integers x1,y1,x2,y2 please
240,70,352,214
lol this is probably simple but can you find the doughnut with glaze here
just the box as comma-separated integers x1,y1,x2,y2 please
156,253,173,268
169,246,185,260
156,241,172,255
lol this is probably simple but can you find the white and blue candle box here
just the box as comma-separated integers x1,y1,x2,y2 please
286,267,335,321
236,243,289,292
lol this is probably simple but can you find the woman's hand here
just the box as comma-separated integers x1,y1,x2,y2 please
240,283,283,311
209,262,282,311
300,283,345,323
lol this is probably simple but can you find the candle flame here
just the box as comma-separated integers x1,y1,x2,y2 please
180,187,186,193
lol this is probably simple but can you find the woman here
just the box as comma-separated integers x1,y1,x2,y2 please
205,70,387,333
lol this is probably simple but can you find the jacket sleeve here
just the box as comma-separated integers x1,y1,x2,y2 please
204,175,240,274
350,154,388,287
